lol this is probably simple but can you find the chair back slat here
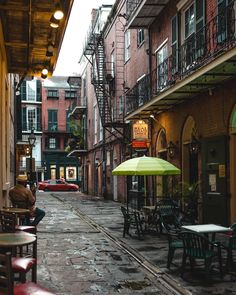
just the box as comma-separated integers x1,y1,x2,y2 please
0,211,16,233
0,252,13,295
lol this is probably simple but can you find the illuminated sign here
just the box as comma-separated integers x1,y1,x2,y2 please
133,120,148,140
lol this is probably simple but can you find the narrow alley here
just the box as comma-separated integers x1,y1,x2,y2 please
36,192,236,295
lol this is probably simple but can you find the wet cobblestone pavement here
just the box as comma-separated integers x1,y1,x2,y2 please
36,191,236,295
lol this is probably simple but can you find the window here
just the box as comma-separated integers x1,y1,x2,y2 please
49,138,56,149
27,80,37,101
183,1,205,68
110,51,115,78
156,43,168,90
137,29,144,46
28,108,36,130
48,110,58,131
125,30,131,62
47,90,59,99
119,96,123,114
65,90,77,99
185,3,195,39
94,105,98,144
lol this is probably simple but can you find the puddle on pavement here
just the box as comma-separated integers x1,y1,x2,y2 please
119,266,140,273
115,280,151,291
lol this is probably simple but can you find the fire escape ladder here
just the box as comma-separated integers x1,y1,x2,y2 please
93,34,113,127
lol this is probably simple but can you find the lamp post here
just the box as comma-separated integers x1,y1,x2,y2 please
28,129,36,186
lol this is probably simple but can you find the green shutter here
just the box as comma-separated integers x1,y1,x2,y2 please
36,80,41,101
20,81,26,101
22,107,27,130
171,14,179,73
37,108,41,131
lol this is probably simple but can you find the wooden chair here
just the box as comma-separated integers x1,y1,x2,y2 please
0,211,37,283
0,252,55,295
0,209,36,235
179,231,223,278
120,206,144,239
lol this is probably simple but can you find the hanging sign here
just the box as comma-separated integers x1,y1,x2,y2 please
132,120,148,140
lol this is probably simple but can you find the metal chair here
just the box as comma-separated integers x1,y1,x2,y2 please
120,206,144,239
0,252,55,295
179,231,223,278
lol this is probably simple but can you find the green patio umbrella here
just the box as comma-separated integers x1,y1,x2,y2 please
112,156,181,176
112,156,181,208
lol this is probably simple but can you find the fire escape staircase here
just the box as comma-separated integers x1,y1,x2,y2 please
84,33,127,140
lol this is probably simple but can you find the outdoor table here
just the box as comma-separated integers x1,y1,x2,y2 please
181,224,231,240
0,232,37,281
2,207,30,225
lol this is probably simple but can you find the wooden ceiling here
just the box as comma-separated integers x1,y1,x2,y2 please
0,0,73,77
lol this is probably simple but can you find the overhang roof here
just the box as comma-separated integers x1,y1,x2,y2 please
125,48,236,120
0,0,73,78
126,0,170,29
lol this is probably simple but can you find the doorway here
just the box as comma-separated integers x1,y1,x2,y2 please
202,136,228,225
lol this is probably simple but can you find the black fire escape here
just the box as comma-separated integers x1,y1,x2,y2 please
83,31,126,138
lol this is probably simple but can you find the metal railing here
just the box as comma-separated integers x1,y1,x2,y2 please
126,1,236,114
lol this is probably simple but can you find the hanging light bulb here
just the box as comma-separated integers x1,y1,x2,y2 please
53,3,64,20
42,68,48,76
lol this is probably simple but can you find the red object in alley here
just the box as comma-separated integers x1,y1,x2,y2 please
38,179,79,192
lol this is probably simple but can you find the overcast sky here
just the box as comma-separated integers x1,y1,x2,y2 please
54,0,115,76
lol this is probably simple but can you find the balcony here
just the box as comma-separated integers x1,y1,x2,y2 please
126,0,170,29
68,101,87,120
125,1,236,119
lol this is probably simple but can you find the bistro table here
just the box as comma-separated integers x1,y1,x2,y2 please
181,224,231,240
0,232,37,281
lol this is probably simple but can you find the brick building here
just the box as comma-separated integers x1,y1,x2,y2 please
72,0,236,226
41,76,81,186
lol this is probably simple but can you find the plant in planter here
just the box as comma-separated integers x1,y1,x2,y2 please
65,119,85,152
172,180,200,224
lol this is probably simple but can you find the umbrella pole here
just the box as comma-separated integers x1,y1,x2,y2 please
144,176,147,206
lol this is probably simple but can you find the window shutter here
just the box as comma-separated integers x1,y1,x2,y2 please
22,107,27,130
37,108,41,131
20,82,26,101
36,80,41,101
171,14,179,73
195,0,205,58
195,0,205,32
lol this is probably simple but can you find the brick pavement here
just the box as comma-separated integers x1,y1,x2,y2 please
35,191,236,295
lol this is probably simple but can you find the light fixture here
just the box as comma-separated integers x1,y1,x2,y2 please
189,136,200,155
41,73,47,79
50,15,60,28
53,4,64,20
28,129,36,147
46,43,54,57
41,68,48,76
167,141,177,158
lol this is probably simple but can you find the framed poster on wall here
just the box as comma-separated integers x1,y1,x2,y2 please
66,167,77,181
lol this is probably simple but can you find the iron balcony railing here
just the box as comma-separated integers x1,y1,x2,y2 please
22,122,42,132
126,0,142,20
19,160,45,171
126,1,236,114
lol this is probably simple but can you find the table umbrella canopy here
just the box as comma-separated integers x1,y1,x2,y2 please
112,156,181,176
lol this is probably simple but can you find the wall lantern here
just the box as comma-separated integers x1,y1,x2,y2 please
50,15,60,28
167,141,177,158
28,129,36,147
53,3,64,20
189,136,200,155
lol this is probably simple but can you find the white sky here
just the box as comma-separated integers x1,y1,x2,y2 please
54,0,115,76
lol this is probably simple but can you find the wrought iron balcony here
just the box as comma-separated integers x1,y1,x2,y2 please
22,122,42,132
126,1,236,116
